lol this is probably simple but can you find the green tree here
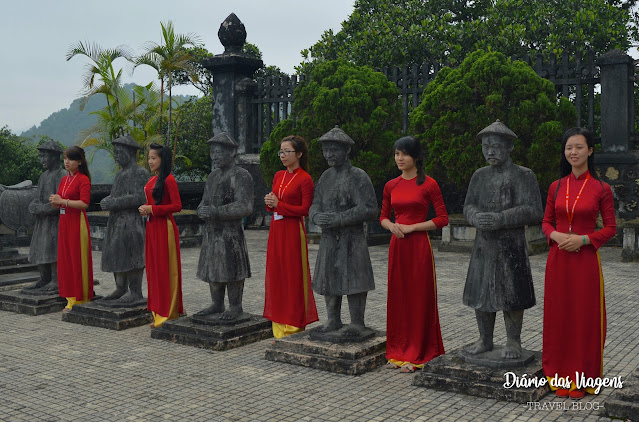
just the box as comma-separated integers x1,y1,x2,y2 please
0,126,43,185
173,95,213,180
260,59,401,186
134,21,203,153
303,0,637,70
409,50,577,192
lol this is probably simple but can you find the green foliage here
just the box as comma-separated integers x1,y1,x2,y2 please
135,21,203,148
302,0,637,70
409,50,577,191
0,126,43,185
173,95,213,181
172,46,214,95
259,60,401,186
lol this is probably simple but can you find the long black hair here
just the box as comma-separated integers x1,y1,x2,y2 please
559,127,597,179
64,146,91,181
281,135,308,171
149,143,173,205
394,136,425,185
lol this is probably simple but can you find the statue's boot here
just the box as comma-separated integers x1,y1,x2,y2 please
26,264,51,290
343,292,368,337
115,269,145,303
502,310,524,359
221,279,245,320
39,263,59,293
103,273,127,300
466,310,495,354
316,295,343,332
195,283,225,316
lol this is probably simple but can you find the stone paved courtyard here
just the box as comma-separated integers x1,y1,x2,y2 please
1,230,637,421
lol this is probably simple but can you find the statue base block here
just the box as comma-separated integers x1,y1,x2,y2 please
265,329,387,376
0,272,40,290
150,313,272,351
0,290,66,315
412,344,549,402
308,326,376,343
602,367,639,419
61,301,152,330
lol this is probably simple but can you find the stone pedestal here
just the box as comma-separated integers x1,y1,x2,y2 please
412,344,549,402
602,367,639,419
0,251,39,289
265,329,387,375
150,313,272,351
61,300,151,330
0,290,66,315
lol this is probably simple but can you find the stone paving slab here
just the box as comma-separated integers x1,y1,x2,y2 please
0,230,637,421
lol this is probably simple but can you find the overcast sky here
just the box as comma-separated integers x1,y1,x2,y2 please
0,0,355,134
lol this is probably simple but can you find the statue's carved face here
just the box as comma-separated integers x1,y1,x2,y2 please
210,144,236,170
113,145,134,167
321,141,350,167
39,151,60,169
481,134,513,167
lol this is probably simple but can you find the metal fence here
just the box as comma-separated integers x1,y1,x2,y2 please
252,50,609,151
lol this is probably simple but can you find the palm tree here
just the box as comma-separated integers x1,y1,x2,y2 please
134,21,203,150
66,41,133,112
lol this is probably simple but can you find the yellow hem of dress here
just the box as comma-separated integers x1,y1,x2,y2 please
272,322,304,339
65,297,88,310
545,377,598,394
387,359,424,369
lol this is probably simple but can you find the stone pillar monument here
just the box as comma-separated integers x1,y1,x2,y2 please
596,50,639,237
203,13,262,155
202,13,268,227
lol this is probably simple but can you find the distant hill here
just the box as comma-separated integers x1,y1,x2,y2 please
20,85,193,183
21,95,103,146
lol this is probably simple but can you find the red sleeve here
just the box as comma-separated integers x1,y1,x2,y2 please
379,180,393,224
275,174,314,217
542,180,559,245
151,175,182,216
588,183,617,250
427,178,449,228
79,175,91,205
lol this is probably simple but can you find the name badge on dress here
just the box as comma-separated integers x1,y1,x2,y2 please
273,212,283,221
60,208,65,215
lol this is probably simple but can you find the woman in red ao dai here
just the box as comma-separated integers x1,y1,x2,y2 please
263,136,319,338
49,146,93,311
380,136,449,373
542,128,616,400
139,143,184,328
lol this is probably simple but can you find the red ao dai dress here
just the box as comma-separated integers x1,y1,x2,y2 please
380,175,449,366
144,174,184,327
57,171,93,308
542,171,616,393
263,168,319,338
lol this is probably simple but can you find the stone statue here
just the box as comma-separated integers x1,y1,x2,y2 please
100,135,149,305
23,140,66,293
195,132,254,320
463,120,543,359
309,126,378,339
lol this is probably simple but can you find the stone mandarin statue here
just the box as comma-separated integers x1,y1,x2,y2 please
100,135,149,304
195,132,254,320
24,140,66,293
309,126,378,339
463,120,543,359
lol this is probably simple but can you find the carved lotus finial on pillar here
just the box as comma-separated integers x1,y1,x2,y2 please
218,13,247,53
